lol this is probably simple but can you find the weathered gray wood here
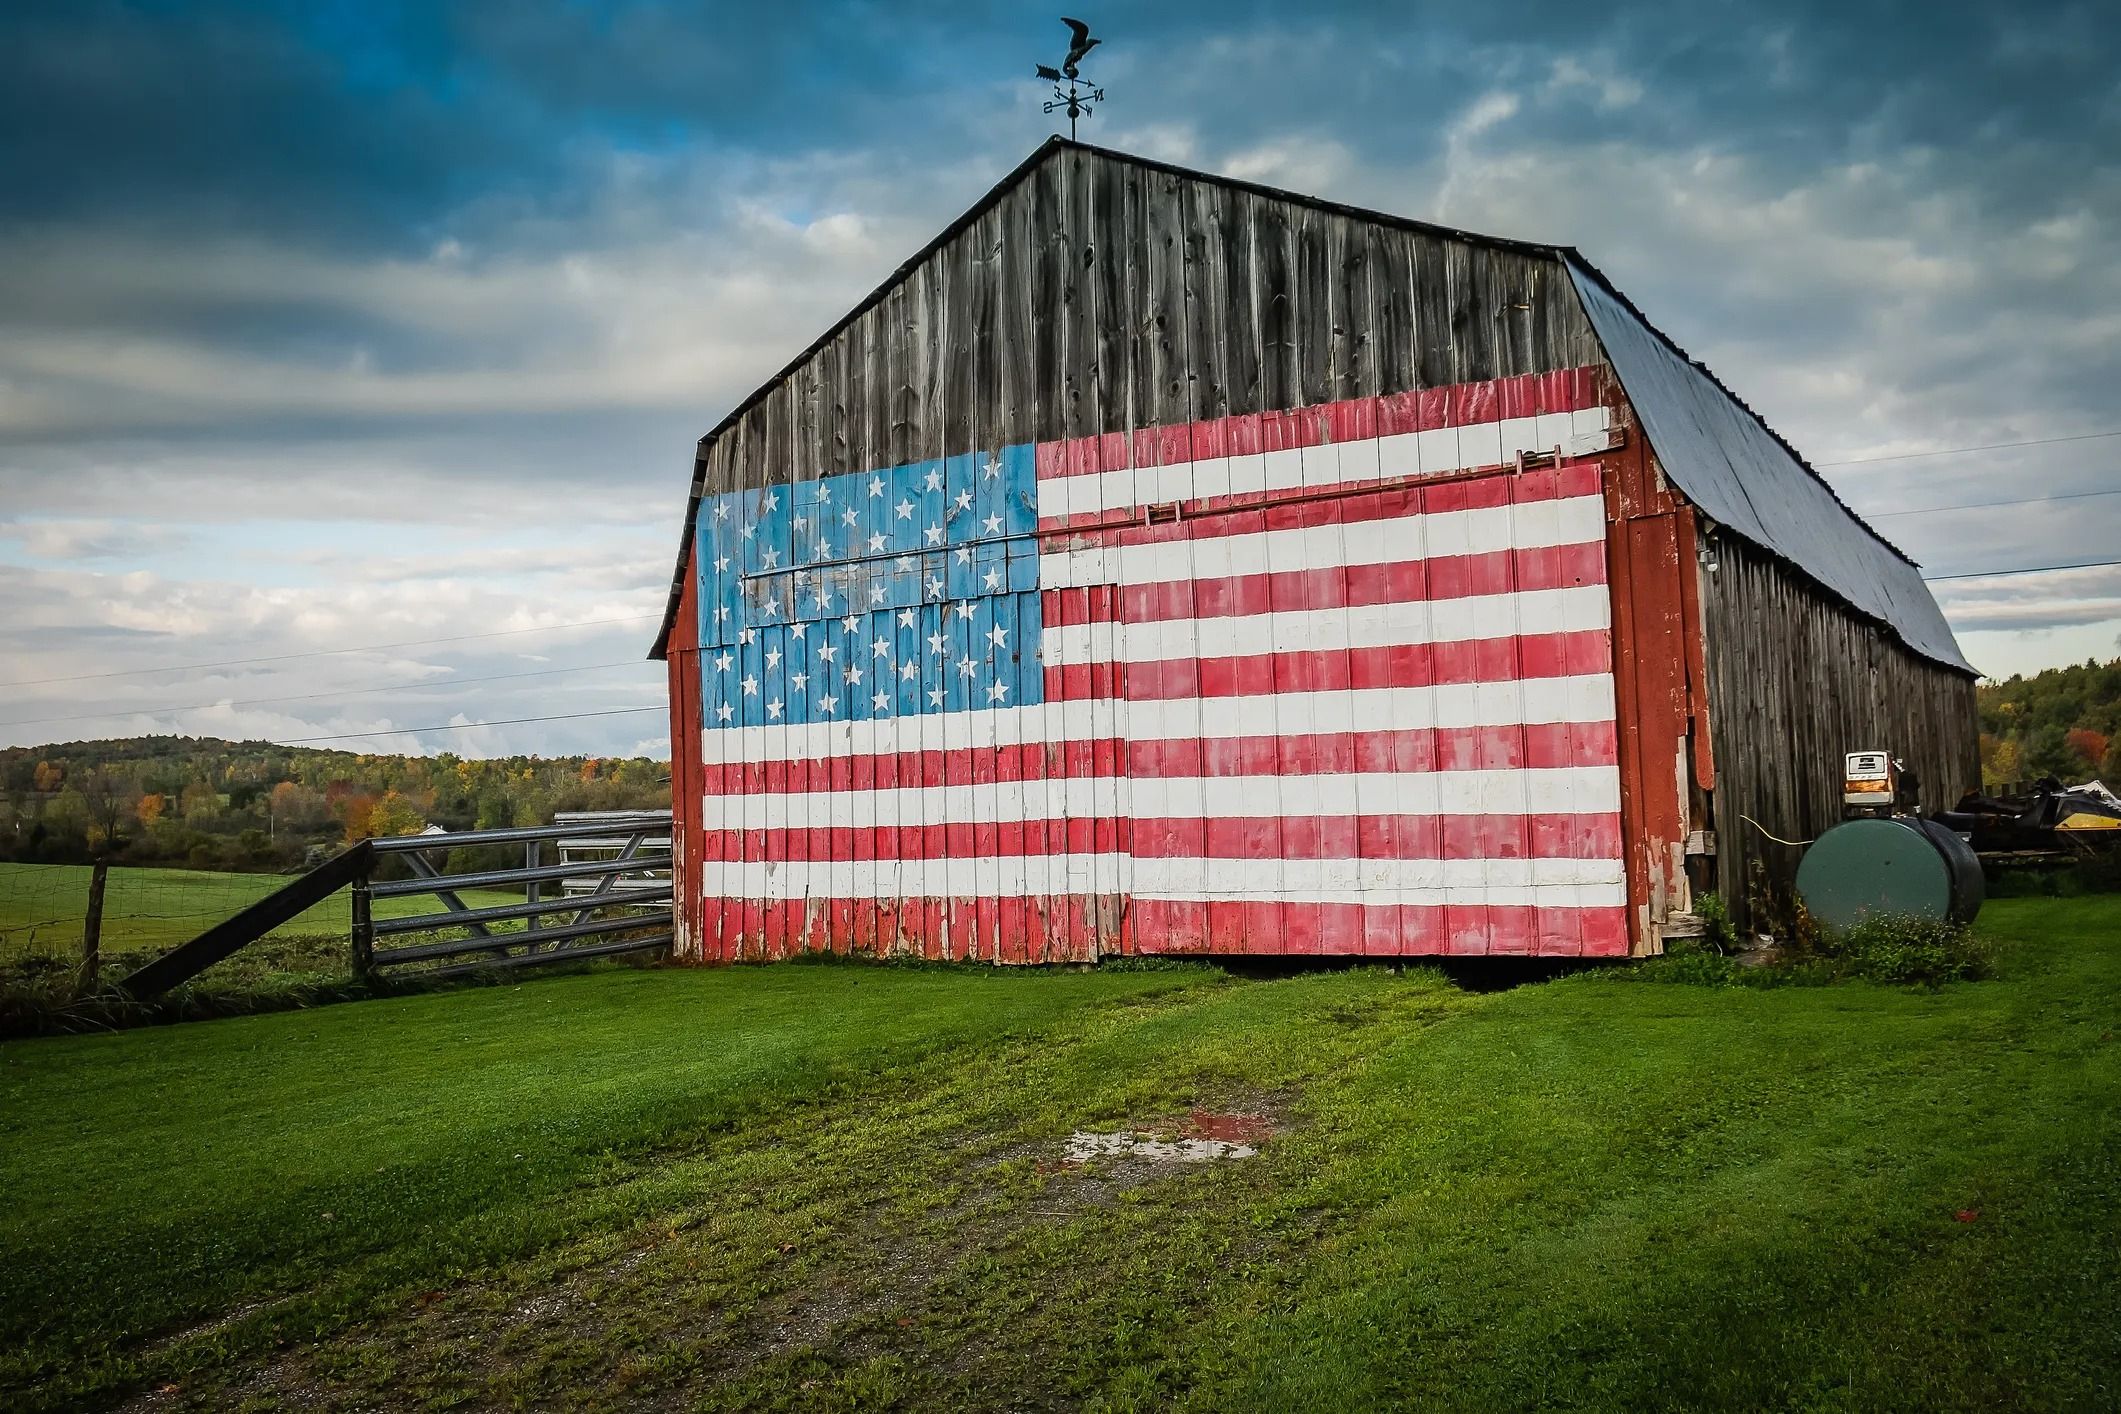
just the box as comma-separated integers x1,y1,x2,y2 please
1695,530,1980,932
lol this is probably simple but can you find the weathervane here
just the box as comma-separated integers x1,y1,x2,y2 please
1036,17,1104,139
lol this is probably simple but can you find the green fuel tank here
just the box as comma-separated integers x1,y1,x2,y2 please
1795,817,1984,930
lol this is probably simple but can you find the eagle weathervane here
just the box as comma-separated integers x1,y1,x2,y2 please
1036,17,1105,139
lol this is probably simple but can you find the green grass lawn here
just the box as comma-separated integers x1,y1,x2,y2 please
2,897,2117,1411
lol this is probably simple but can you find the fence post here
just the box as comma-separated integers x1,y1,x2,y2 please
79,859,108,996
350,848,375,983
525,839,541,954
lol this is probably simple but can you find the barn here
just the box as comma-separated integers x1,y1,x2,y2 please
649,139,1979,963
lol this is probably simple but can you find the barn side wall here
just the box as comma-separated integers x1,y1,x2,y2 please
1694,529,1980,931
663,545,703,959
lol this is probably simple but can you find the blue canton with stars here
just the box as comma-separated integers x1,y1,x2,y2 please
697,446,1042,726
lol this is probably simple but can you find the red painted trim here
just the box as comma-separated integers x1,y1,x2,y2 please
1126,899,1629,958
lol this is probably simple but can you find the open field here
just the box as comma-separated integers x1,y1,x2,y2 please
2,896,2117,1411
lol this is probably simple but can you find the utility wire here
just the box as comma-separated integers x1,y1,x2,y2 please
1816,428,2121,467
0,660,650,730
1863,487,2121,519
0,613,661,690
276,705,665,746
1925,558,2121,583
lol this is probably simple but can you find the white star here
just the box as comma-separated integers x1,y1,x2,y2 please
869,475,885,498
761,548,780,569
792,515,808,531
841,613,860,633
819,694,839,716
789,622,807,639
767,698,783,719
922,468,943,492
714,502,731,521
792,671,809,690
927,687,945,708
761,490,779,511
926,576,946,599
713,651,733,672
765,647,782,668
760,598,781,619
738,626,757,645
982,512,1004,535
900,660,918,681
986,679,1010,703
842,507,859,527
956,654,977,678
740,523,756,540
872,691,890,712
713,606,731,623
817,483,832,503
712,554,731,573
844,665,863,685
872,636,891,658
894,555,916,572
897,607,916,627
952,489,974,513
987,624,1009,647
953,601,977,622
982,568,1003,592
867,532,886,553
924,523,944,546
983,455,1003,480
716,702,733,722
819,642,838,662
928,631,947,655
741,674,759,696
895,499,915,521
814,539,832,559
954,545,973,565
868,583,886,605
813,591,834,614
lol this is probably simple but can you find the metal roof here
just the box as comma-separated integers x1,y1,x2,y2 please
1565,257,1975,675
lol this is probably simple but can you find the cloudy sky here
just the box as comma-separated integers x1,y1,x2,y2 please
3,0,2118,759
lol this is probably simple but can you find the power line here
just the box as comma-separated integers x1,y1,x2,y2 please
1863,487,2121,519
0,660,650,730
1816,428,2121,467
276,705,665,747
0,613,661,690
1925,557,2121,583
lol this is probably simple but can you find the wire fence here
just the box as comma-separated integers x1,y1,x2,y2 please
0,861,349,978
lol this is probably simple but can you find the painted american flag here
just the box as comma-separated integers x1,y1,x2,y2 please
696,366,1629,961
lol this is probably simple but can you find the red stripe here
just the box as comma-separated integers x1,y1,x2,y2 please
701,895,1112,964
703,723,1614,796
1040,464,1603,543
1118,542,1608,624
700,812,1617,864
701,738,1125,794
1135,722,1618,775
1035,367,1604,480
1126,899,1629,958
1101,630,1611,702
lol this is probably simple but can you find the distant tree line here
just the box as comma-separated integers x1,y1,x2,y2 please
0,737,670,872
1977,658,2121,789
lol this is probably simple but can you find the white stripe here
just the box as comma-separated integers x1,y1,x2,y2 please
1036,408,1613,520
702,857,1623,907
710,766,1620,829
1040,585,1610,664
703,674,1617,764
1037,494,1607,590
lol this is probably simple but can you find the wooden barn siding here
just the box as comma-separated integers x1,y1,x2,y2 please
689,148,1608,961
664,544,703,959
1693,530,1979,929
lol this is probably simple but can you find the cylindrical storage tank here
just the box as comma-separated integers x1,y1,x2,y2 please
1795,817,1984,930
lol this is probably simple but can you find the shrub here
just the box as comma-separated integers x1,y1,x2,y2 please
1814,914,1992,987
